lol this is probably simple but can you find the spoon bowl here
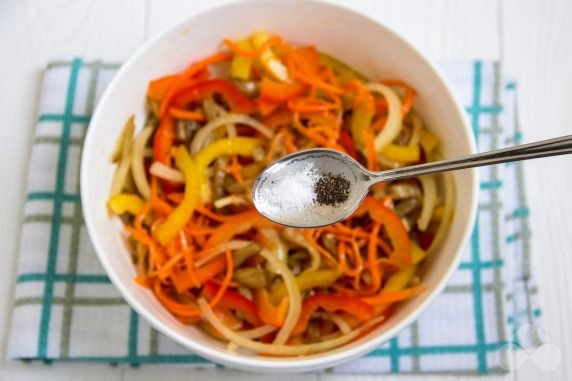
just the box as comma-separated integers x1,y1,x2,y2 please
252,149,373,228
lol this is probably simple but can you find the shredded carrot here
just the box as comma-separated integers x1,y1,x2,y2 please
366,223,383,293
169,108,206,121
226,155,245,185
207,246,234,309
292,112,345,151
264,130,285,161
338,241,359,277
303,230,337,265
287,97,341,113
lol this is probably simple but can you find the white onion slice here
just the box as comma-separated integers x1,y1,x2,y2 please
237,325,277,339
213,195,248,209
149,161,185,183
428,170,455,255
365,83,403,151
314,312,352,335
408,113,422,147
258,249,301,345
417,175,437,231
130,125,154,199
191,114,273,155
194,240,251,268
199,298,385,355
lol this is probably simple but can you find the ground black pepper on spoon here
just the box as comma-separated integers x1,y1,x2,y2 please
314,172,351,206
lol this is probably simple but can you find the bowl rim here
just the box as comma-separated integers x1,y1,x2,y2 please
81,0,478,372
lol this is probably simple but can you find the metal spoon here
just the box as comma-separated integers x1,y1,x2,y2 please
252,134,572,228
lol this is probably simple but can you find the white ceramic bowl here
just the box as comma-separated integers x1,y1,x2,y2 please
81,0,477,373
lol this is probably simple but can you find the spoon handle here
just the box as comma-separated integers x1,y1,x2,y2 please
373,134,572,183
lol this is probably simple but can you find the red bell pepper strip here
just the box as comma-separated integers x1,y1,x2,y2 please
172,79,257,114
153,116,175,165
355,196,412,266
152,116,181,193
338,129,359,161
148,70,210,102
202,281,261,326
292,293,374,335
159,52,231,117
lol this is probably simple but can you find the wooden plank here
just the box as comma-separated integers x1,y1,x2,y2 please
148,0,500,61
502,1,572,380
0,0,145,368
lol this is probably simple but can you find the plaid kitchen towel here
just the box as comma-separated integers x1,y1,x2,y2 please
7,59,544,375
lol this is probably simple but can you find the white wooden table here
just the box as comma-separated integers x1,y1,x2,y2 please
1,0,571,380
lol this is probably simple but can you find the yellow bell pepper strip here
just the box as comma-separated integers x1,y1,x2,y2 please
253,288,289,327
251,31,289,81
270,269,341,305
360,285,427,305
194,137,262,203
420,128,439,155
292,293,374,335
362,244,427,308
350,101,374,149
155,146,199,245
369,265,417,315
379,144,420,164
355,196,412,267
107,194,145,215
318,52,368,82
411,241,428,264
230,38,254,80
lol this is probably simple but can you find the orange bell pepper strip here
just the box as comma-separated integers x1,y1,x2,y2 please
259,77,307,102
355,196,412,267
292,293,374,335
202,281,261,326
169,257,226,293
204,209,275,248
292,46,320,74
253,288,289,327
147,75,178,101
257,98,280,117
